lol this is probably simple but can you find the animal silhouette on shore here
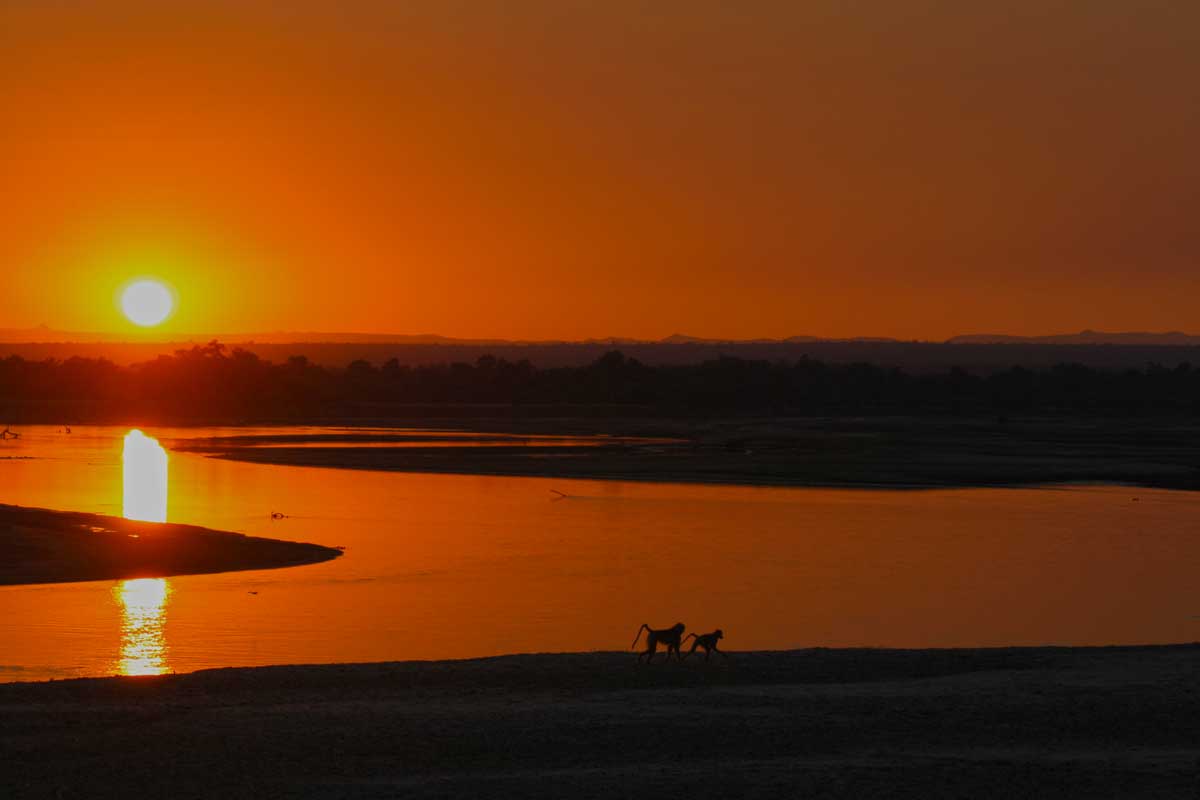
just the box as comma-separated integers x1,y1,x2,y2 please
631,622,685,663
682,629,726,661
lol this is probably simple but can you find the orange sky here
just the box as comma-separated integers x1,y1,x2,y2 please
2,1,1198,341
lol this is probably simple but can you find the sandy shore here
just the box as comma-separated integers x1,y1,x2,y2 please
0,504,341,585
173,416,1200,490
2,644,1198,798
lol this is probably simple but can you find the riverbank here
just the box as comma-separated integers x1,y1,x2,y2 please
0,505,341,585
172,416,1200,490
2,644,1197,798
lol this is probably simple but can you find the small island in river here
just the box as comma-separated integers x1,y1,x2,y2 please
0,504,341,586
171,416,1200,491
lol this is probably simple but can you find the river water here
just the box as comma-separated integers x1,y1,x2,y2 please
1,425,1197,682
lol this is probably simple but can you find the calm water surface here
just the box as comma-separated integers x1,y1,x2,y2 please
1,425,1198,682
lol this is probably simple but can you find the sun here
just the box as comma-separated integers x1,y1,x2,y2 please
120,280,175,327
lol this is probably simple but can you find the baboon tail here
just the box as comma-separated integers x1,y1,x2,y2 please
631,624,649,649
682,633,697,643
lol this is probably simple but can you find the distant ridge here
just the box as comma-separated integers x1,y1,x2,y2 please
0,326,903,346
2,326,1198,347
947,330,1200,345
0,327,515,346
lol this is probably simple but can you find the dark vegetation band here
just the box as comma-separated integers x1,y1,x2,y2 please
1,341,1198,422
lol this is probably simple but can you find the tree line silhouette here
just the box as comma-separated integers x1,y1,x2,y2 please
0,341,1197,423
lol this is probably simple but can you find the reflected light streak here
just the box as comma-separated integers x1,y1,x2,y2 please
117,430,171,675
113,578,171,676
123,429,167,523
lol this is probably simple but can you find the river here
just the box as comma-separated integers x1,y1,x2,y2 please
1,425,1197,682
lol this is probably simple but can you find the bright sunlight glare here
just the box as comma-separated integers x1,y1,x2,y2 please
123,429,168,523
120,280,174,327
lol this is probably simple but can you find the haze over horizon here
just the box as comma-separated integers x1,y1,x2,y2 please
4,1,1198,340
3,323,1200,349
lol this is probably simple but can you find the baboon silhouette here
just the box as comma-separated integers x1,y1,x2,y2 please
631,622,685,663
682,629,726,661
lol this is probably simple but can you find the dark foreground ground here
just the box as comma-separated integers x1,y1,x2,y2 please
174,416,1200,490
3,645,1198,799
0,505,341,585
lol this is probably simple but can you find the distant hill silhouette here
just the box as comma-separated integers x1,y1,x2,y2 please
0,326,514,346
7,325,1199,348
0,326,897,346
948,330,1200,345
3,329,1200,372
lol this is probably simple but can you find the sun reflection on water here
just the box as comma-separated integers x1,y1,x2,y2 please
123,429,168,523
116,430,172,676
113,578,171,675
